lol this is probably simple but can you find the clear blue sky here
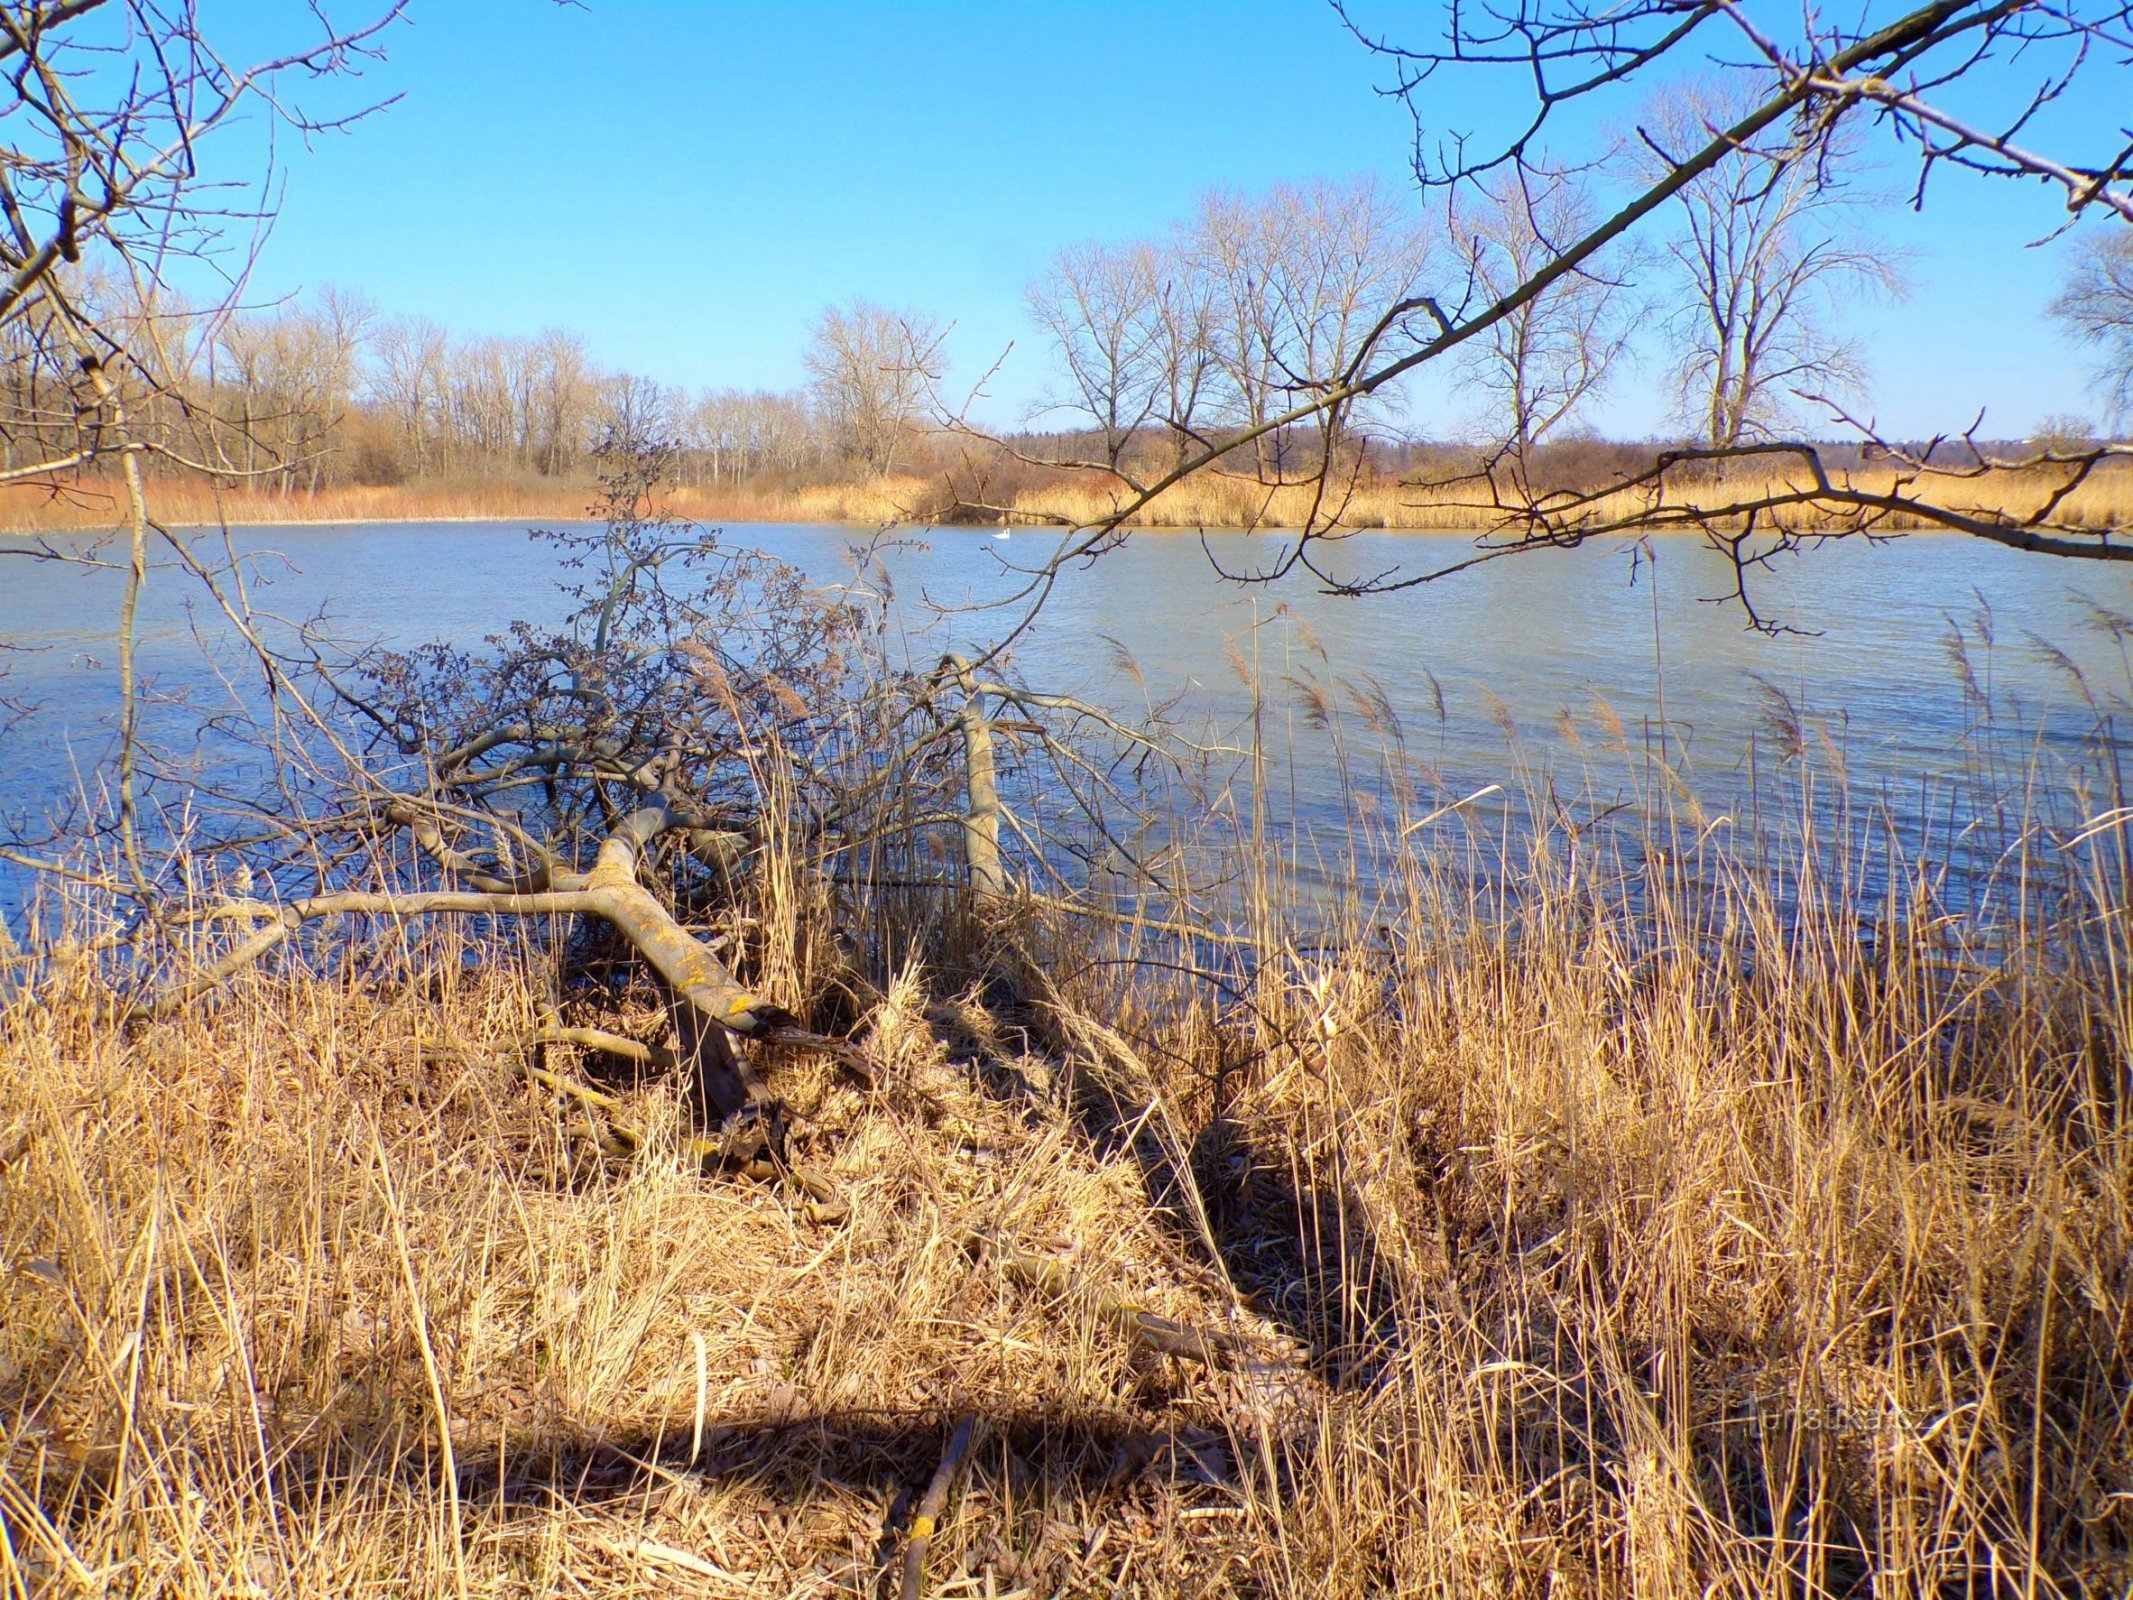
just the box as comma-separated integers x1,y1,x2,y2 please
215,0,2119,440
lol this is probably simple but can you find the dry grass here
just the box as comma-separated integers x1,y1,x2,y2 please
4,771,2130,1597
0,935,1286,1598
8,459,2130,537
1006,460,2133,534
0,479,597,531
0,479,908,532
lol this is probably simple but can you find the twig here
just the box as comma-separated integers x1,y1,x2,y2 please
899,1412,980,1600
525,1024,676,1070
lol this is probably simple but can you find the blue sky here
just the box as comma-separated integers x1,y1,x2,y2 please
212,0,2121,440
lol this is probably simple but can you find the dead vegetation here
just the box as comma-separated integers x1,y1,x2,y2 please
3,440,2130,1597
4,755,2131,1596
9,455,2132,541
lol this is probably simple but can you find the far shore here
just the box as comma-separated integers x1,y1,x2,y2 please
4,461,2128,538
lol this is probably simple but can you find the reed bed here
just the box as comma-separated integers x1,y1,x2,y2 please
3,755,2129,1598
1006,459,2133,534
0,479,867,532
7,458,2129,537
0,475,979,532
0,480,595,532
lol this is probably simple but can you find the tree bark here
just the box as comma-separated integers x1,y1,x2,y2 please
939,655,1005,902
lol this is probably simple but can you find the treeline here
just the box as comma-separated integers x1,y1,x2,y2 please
214,296,851,490
1014,92,2123,473
1024,175,1433,483
9,94,2127,515
1014,125,1905,485
0,277,889,495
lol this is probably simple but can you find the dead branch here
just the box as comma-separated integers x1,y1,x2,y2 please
898,1413,981,1600
144,801,785,1037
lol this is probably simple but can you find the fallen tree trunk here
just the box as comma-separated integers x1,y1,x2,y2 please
142,801,812,1119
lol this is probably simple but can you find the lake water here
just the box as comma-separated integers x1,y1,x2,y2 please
5,519,2132,911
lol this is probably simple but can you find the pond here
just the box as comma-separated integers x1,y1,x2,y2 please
4,518,2131,913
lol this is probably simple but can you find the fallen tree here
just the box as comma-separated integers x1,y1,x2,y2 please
33,438,1200,1166
147,797,823,1121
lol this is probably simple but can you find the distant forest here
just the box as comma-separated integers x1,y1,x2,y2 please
5,165,2122,518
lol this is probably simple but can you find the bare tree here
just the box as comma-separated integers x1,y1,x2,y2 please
445,335,522,462
1453,168,1636,466
0,3,406,488
1145,252,1217,469
803,298,945,477
964,2,2133,610
1644,85,1904,449
197,305,693,488
599,370,680,452
1185,183,1433,475
1187,188,1296,477
1026,239,1164,471
525,328,598,474
0,2,405,888
686,387,821,484
1252,176,1438,474
2050,229,2133,429
212,287,375,490
368,313,451,475
1012,178,1432,497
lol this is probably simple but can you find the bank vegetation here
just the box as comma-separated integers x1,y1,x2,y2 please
9,440,2132,539
7,658,2131,1597
6,447,2132,1595
7,3,2133,1595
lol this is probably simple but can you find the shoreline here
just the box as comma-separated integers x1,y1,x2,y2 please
5,459,2127,537
0,502,1502,537
0,502,2033,538
0,509,2046,540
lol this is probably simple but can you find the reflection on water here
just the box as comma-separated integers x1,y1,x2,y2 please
3,519,2131,908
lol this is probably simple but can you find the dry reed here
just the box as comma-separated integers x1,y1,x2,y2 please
1005,460,2133,534
3,748,2128,1597
8,459,2130,537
